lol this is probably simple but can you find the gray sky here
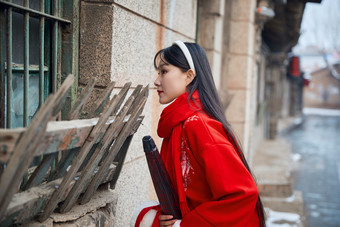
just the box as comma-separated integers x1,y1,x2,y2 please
297,0,340,51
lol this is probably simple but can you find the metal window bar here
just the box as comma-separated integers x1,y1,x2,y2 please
24,0,29,127
39,0,44,108
6,1,12,129
0,7,5,128
52,0,57,93
0,0,71,128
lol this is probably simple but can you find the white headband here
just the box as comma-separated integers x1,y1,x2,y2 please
173,40,196,74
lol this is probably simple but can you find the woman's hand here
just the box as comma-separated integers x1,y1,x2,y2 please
159,214,177,227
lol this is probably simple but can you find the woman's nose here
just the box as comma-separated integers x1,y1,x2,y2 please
154,76,160,87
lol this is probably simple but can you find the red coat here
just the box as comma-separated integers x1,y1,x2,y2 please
178,112,260,226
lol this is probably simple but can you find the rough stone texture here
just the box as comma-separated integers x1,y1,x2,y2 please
199,0,224,15
226,89,248,123
231,0,256,22
113,158,151,227
197,0,224,94
79,2,114,87
229,21,255,55
162,29,194,49
110,6,157,87
222,0,257,158
198,1,224,51
253,138,293,197
24,190,117,227
227,55,253,89
163,0,197,39
110,5,196,88
114,0,160,22
205,50,222,90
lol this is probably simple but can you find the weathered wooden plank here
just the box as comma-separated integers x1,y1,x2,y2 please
59,95,135,213
127,85,149,114
0,75,74,218
22,153,58,190
67,77,97,120
47,148,79,182
89,82,115,118
109,135,133,190
39,83,132,222
1,164,117,225
113,82,132,114
81,96,147,204
0,115,144,163
0,128,24,163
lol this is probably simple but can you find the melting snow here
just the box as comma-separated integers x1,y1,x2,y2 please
303,108,340,116
265,208,301,227
291,153,302,162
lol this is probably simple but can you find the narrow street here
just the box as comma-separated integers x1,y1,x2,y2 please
284,108,340,227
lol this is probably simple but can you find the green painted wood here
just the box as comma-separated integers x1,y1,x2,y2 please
61,0,79,119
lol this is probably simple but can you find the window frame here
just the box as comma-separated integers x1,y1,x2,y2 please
0,0,79,128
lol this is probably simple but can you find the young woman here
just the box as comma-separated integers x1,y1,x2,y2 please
133,41,266,227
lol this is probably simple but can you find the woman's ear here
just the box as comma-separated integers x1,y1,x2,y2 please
185,69,195,86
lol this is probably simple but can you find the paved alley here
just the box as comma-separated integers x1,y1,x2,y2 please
284,108,340,227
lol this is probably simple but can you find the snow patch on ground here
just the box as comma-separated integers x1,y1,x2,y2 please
266,208,301,227
303,108,340,116
291,153,302,162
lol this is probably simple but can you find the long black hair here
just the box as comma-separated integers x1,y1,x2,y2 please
154,42,266,226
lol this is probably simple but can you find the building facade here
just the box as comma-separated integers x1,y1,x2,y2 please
0,0,320,226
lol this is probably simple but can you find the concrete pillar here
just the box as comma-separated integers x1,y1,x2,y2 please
221,0,257,158
266,53,285,139
197,0,225,90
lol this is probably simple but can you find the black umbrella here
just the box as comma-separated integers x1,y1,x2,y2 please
142,136,182,219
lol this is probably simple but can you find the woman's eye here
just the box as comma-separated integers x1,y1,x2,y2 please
161,70,167,74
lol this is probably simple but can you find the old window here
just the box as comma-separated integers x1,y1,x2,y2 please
0,0,78,128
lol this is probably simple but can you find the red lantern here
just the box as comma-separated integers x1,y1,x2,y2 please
290,56,300,77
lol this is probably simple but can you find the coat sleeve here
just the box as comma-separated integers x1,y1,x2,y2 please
180,115,259,227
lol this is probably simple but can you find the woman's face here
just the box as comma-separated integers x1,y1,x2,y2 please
154,61,190,104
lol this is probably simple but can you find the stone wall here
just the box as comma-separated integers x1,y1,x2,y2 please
79,1,197,226
221,0,257,159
